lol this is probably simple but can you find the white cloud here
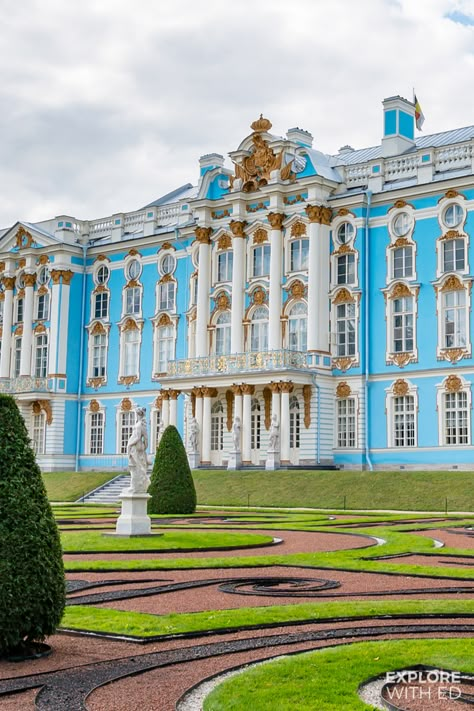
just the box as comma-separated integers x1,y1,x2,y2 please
0,0,472,226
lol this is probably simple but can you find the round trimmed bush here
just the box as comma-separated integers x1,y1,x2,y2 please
0,395,65,656
148,425,197,514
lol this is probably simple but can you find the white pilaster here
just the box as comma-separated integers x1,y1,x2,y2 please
48,279,61,375
270,382,281,424
195,228,212,358
268,213,285,350
306,206,331,353
20,274,36,376
161,392,170,429
57,271,73,375
230,221,246,353
169,390,179,426
241,384,254,463
231,384,243,450
194,389,203,457
280,382,292,463
0,279,14,378
201,388,213,464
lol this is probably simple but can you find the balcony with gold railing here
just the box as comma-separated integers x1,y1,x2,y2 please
165,350,310,378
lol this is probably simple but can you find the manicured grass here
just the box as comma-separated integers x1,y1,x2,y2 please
193,469,474,511
43,471,116,502
204,639,474,710
60,529,273,553
61,599,474,638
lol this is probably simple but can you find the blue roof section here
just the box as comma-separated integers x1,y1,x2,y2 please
142,183,197,209
332,125,474,166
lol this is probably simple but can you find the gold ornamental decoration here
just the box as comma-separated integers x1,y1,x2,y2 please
128,249,141,257
241,383,255,396
393,379,409,397
290,280,306,299
18,258,26,268
119,375,138,386
246,202,267,213
217,234,232,250
253,228,268,244
195,226,213,244
160,241,175,251
91,321,106,335
96,254,109,262
34,323,46,334
390,282,412,299
2,277,15,290
332,357,353,372
122,318,139,332
250,115,272,132
336,382,351,398
267,212,285,230
0,261,5,271
269,381,280,394
231,384,242,396
87,376,105,389
440,275,464,292
391,352,412,368
17,288,25,299
302,384,312,428
15,226,35,249
15,325,24,337
290,221,307,237
279,381,294,394
90,400,100,412
284,194,305,206
440,230,462,241
252,287,267,305
389,237,410,249
229,220,246,238
225,389,234,431
157,313,172,327
444,189,464,200
37,285,48,295
441,348,465,363
333,243,355,256
320,207,332,225
333,288,355,305
445,374,462,393
217,292,230,311
121,397,132,411
336,208,356,218
24,273,37,287
32,400,53,425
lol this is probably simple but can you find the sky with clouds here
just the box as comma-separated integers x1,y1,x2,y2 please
1,0,473,228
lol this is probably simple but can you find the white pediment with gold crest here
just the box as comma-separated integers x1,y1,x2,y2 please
0,222,60,255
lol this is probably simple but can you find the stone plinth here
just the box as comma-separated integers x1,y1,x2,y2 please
265,450,281,470
227,449,242,470
116,492,152,536
188,451,200,469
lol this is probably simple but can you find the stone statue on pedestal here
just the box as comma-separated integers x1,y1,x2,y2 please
127,407,149,494
232,416,241,452
189,417,199,453
268,414,280,451
228,416,242,470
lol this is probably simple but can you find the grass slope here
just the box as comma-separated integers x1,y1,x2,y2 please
43,472,115,502
193,469,474,511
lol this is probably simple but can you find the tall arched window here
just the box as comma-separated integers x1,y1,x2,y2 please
250,306,269,352
215,311,231,355
289,395,300,449
288,302,307,351
251,398,261,451
211,400,224,451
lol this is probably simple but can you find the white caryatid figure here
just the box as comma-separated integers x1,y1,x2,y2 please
268,413,280,452
188,416,199,453
127,407,149,494
232,416,241,452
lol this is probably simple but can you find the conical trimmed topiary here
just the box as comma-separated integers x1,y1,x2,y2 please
148,425,197,514
0,395,65,657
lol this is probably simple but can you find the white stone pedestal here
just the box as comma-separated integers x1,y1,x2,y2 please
265,450,281,470
116,492,152,536
227,449,242,470
188,451,200,469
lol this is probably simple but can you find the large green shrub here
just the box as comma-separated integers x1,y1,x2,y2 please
0,395,65,655
148,425,197,514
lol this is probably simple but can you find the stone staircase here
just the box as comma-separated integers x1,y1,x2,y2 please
79,474,131,504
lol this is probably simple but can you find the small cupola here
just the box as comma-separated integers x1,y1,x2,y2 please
381,95,416,158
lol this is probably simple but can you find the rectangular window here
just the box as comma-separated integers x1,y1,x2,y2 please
157,326,174,372
92,333,107,378
393,246,413,279
336,302,356,357
124,329,139,376
252,245,271,277
337,254,355,285
290,239,309,272
393,395,415,447
36,293,50,320
31,413,46,455
125,287,141,314
94,292,108,319
120,411,135,454
16,298,24,323
337,398,356,447
14,337,22,377
443,290,466,348
217,252,233,282
159,282,175,311
393,296,414,352
443,239,465,272
89,412,104,455
34,334,48,377
444,391,469,445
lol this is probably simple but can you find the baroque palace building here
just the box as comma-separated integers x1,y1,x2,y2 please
0,95,473,471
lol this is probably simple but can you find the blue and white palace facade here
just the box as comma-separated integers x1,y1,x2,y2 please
1,95,473,471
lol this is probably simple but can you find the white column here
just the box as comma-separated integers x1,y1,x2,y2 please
230,221,246,353
270,381,281,425
20,273,36,376
47,276,62,376
306,205,331,353
280,382,292,463
161,392,170,428
169,390,179,426
56,270,73,375
231,384,243,449
201,387,213,464
194,389,203,458
268,213,285,351
0,278,14,378
195,228,212,358
241,384,254,463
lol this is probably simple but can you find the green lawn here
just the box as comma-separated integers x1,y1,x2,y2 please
193,469,474,511
43,471,116,502
204,639,474,710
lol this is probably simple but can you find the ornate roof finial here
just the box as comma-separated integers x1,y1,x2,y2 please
250,114,272,133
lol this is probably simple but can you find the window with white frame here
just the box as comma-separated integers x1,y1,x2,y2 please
336,254,356,285
89,411,104,455
94,292,108,320
442,289,466,348
34,334,48,377
156,324,174,372
217,251,233,282
337,398,356,448
442,239,465,272
37,266,50,286
252,244,270,277
91,332,107,378
335,302,356,357
250,306,269,351
36,293,50,320
336,222,355,245
119,410,135,454
95,264,110,285
443,391,469,445
159,253,176,277
393,246,413,279
288,302,307,351
126,259,141,281
125,286,141,315
251,398,261,450
392,296,414,353
159,281,175,311
290,239,309,272
392,395,415,447
13,337,22,377
211,400,224,451
16,297,24,323
215,311,231,355
31,412,46,454
123,327,140,376
392,212,412,238
289,395,300,449
442,203,464,229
